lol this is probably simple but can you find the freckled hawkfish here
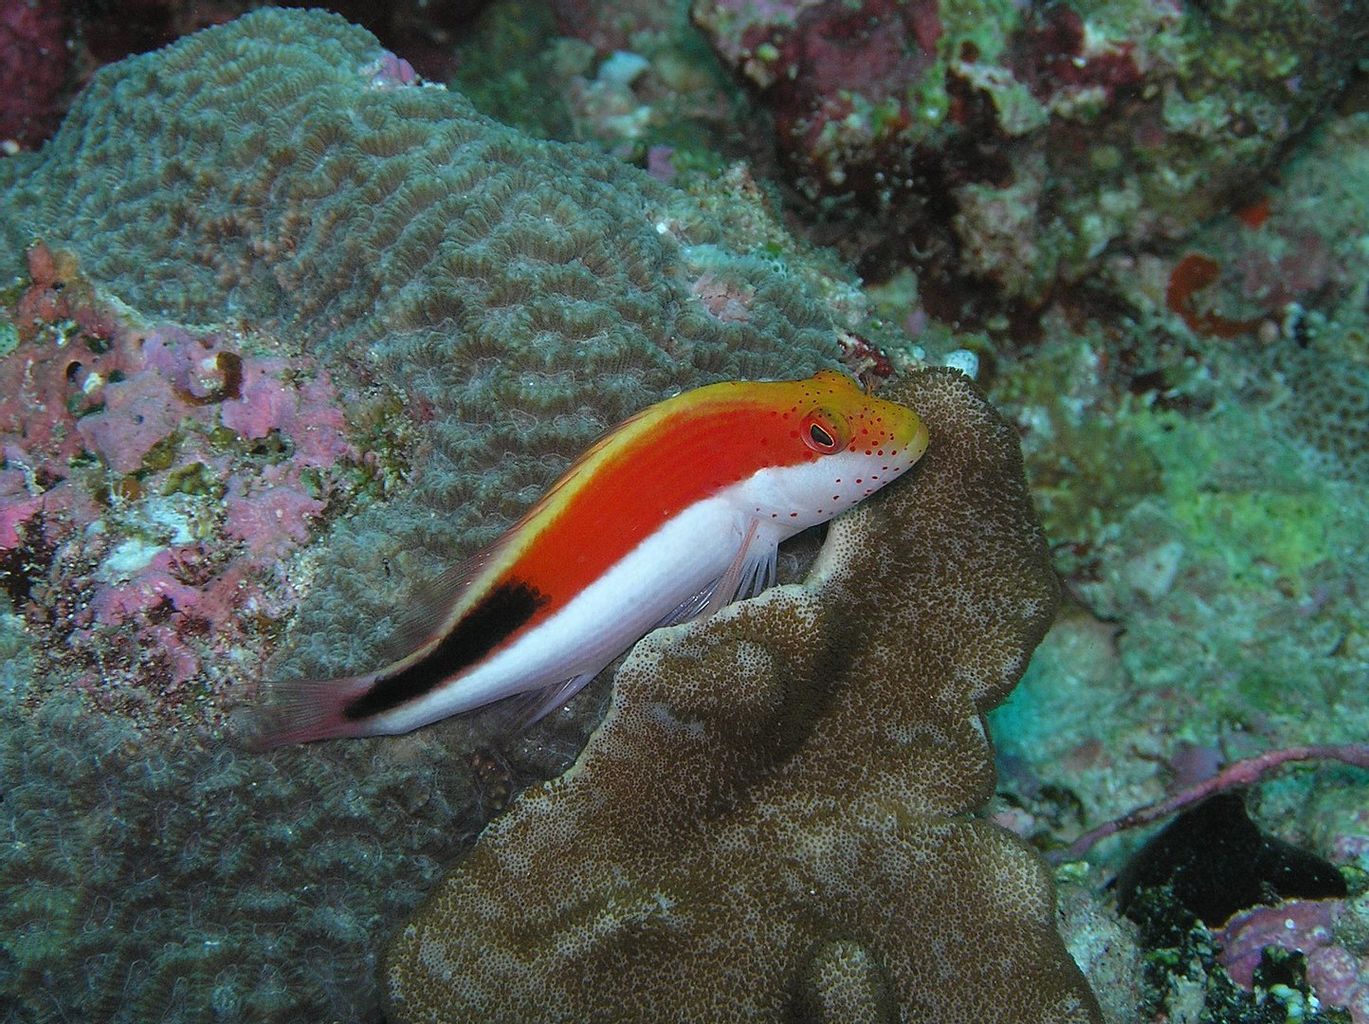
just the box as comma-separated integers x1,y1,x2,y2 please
255,369,929,747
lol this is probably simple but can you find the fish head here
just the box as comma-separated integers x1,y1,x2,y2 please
737,369,930,532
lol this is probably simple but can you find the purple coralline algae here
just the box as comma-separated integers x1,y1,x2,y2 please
1216,897,1369,1023
0,243,357,710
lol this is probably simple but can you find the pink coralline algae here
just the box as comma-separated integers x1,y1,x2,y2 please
0,0,71,147
0,244,359,715
1216,899,1369,1023
223,466,328,558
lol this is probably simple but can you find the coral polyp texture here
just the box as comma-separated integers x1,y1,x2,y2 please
0,8,931,1020
690,0,1364,305
384,370,1100,1024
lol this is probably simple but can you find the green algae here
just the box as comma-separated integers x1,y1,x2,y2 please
161,460,222,499
1136,405,1360,584
993,338,1163,574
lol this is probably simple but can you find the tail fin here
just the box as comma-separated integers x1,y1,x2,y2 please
249,674,378,750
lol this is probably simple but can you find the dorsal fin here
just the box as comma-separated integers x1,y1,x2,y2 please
381,539,509,662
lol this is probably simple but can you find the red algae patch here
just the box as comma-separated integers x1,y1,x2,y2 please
0,244,364,724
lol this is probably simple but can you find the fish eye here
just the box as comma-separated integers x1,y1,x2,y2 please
801,409,846,453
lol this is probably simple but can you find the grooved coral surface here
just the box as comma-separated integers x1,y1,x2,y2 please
0,9,895,1020
0,6,863,684
384,370,1100,1024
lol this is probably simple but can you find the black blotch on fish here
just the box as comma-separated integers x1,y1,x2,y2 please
342,579,550,720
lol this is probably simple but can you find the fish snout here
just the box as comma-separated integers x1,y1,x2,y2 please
880,402,930,467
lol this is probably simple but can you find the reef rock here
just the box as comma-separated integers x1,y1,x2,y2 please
692,0,1364,306
384,369,1100,1024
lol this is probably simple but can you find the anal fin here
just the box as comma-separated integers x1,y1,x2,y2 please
501,668,604,733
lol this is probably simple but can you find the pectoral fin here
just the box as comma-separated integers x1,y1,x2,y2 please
701,517,776,618
500,667,605,732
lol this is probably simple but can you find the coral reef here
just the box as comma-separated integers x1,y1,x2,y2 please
383,369,1100,1024
977,97,1369,1024
1,0,1360,1019
690,0,1365,311
1,0,480,150
1120,883,1360,1024
985,94,1369,850
0,10,985,1020
991,378,1369,848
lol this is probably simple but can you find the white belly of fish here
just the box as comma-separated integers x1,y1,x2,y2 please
363,496,750,736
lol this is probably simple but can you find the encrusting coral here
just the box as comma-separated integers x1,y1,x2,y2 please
384,369,1101,1024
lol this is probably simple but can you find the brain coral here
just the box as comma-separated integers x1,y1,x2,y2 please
384,369,1101,1024
0,6,863,682
0,9,915,1020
